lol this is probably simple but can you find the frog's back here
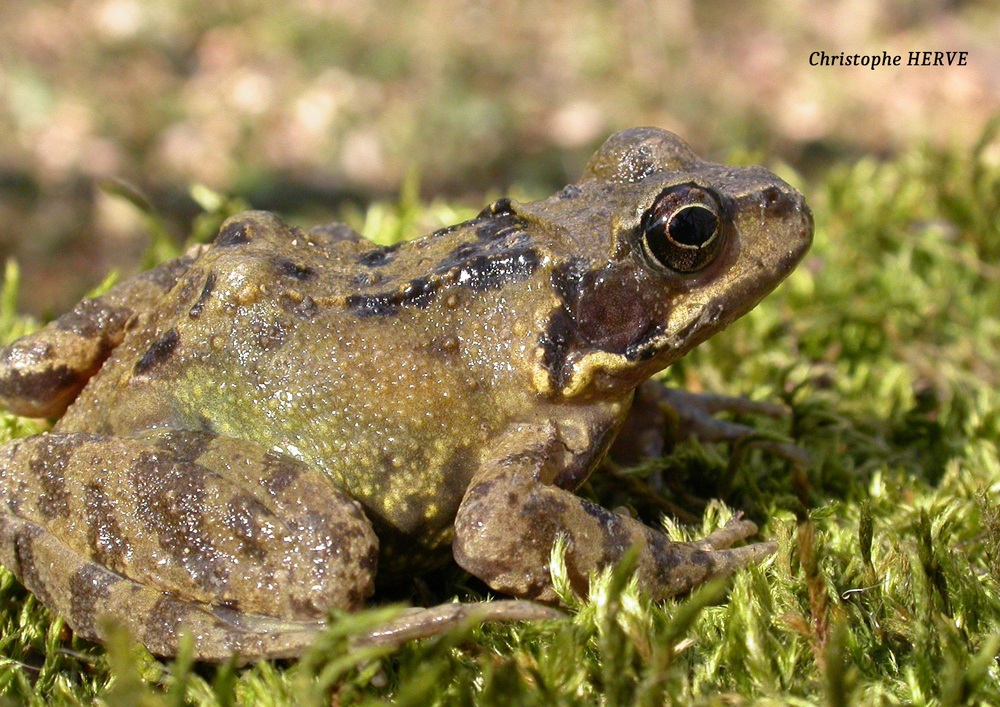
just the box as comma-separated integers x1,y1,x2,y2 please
56,211,551,548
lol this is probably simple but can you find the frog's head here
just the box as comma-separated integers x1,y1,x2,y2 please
517,127,813,399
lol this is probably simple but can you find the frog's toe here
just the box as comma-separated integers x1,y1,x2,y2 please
692,541,778,583
353,600,566,649
659,387,789,420
651,533,776,597
689,513,760,551
657,387,789,442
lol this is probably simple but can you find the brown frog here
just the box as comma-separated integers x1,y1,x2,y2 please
0,128,812,661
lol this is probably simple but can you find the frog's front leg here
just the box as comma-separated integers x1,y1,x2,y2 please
453,423,774,603
0,431,377,661
610,380,806,466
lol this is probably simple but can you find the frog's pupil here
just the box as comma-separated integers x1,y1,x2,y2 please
668,206,718,247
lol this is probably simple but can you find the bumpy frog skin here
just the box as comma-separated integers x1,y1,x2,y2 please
0,128,812,661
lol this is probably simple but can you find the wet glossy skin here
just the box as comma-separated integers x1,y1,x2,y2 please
0,128,812,661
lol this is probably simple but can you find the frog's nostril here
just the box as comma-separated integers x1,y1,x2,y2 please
761,186,797,217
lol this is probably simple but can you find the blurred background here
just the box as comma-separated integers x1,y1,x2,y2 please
1,0,998,316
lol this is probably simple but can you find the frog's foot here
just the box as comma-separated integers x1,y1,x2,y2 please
454,423,776,604
688,512,776,554
354,600,565,649
612,380,807,465
674,516,777,586
0,431,378,662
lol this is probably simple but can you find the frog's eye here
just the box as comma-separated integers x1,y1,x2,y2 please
640,184,725,273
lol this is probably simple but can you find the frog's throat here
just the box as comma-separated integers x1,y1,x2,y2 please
533,303,724,399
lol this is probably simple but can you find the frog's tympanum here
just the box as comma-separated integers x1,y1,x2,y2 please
0,129,812,661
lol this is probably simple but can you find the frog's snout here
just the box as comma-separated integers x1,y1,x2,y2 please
760,182,814,268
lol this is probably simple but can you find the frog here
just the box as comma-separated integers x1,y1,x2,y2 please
0,127,812,662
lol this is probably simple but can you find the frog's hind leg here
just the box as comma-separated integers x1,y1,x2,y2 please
0,252,202,418
0,513,325,661
0,431,378,661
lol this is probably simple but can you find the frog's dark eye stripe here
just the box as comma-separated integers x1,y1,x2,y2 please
639,184,725,273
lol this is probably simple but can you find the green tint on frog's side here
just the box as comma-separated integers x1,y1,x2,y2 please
0,128,812,661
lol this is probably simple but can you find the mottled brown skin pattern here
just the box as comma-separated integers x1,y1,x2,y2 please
0,128,812,661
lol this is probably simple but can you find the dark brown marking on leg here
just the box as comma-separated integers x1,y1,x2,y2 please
130,451,225,591
646,532,711,591
145,595,190,640
580,499,633,568
68,563,117,639
84,482,129,568
359,541,378,574
457,479,495,512
226,495,270,563
29,437,72,520
0,364,86,410
260,453,303,496
287,593,323,618
455,477,558,599
133,328,180,375
14,524,57,609
150,430,215,462
54,299,131,339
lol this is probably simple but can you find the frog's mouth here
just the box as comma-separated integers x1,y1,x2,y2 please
621,301,725,363
539,300,727,398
